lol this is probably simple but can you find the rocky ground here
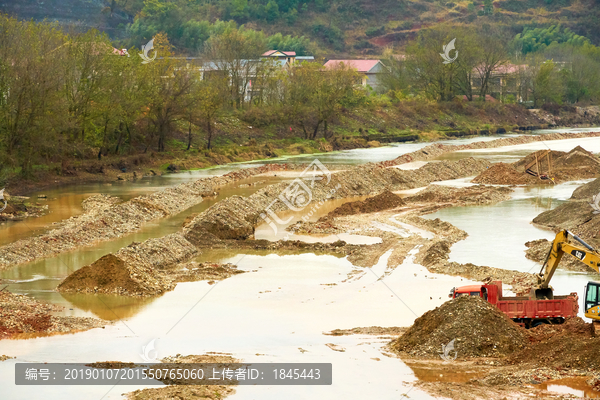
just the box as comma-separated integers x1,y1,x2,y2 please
125,353,238,400
0,290,104,340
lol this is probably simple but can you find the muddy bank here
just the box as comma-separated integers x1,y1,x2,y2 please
57,251,244,297
126,353,237,400
0,291,104,339
404,185,513,208
183,158,490,244
532,177,600,251
0,164,294,270
381,130,600,166
473,146,600,185
390,296,527,359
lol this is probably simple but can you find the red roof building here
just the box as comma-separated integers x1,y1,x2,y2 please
323,60,387,91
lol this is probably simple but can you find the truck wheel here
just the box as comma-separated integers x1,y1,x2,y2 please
532,320,550,328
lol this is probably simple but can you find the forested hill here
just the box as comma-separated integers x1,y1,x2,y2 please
1,0,600,55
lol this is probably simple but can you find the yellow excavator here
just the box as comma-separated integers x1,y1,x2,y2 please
535,229,600,331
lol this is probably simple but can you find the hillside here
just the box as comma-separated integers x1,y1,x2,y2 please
2,0,599,55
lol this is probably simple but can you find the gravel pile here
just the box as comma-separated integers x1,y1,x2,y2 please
116,234,199,270
473,146,600,185
532,177,600,250
381,131,600,166
472,163,531,185
57,254,175,296
390,296,527,359
405,185,513,205
525,239,592,272
184,158,491,244
0,164,291,270
0,291,103,338
324,191,405,218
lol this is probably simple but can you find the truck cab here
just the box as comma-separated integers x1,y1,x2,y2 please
449,284,488,300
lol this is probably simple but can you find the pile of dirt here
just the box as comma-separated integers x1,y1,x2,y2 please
525,238,593,272
471,163,531,185
0,163,297,270
0,291,103,339
383,131,600,167
184,158,491,245
471,146,600,185
571,175,600,200
324,191,405,218
116,234,199,270
533,177,600,250
390,296,527,359
405,185,513,205
506,318,600,370
126,354,238,400
286,219,342,235
57,254,175,296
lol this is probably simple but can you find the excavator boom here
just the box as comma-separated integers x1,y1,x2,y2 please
535,230,600,332
536,230,600,298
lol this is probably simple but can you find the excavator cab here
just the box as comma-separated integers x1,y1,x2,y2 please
584,281,600,320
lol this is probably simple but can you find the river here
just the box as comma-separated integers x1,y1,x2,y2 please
1,128,600,399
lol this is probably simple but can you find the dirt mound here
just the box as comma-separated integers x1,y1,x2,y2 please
325,191,405,218
471,163,530,185
57,254,175,296
472,146,600,185
525,238,594,272
571,176,600,200
391,296,527,359
0,291,103,339
405,185,513,205
533,177,600,250
507,318,600,370
184,158,491,245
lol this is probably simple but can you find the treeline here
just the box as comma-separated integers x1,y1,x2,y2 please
110,0,317,54
382,24,600,106
0,15,364,177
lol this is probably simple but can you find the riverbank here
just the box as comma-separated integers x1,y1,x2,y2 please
5,102,600,197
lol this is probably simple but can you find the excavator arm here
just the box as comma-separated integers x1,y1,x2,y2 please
535,230,600,299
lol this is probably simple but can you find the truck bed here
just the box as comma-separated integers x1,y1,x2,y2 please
495,295,579,319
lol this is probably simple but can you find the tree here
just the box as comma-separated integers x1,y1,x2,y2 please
531,59,564,106
473,25,510,101
203,28,267,109
405,28,459,101
193,77,227,150
284,62,362,139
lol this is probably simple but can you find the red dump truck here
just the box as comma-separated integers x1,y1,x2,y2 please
449,280,579,328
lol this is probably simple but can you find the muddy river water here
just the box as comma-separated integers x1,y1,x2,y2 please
1,128,600,399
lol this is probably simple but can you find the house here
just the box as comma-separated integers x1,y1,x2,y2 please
262,50,296,65
323,60,387,91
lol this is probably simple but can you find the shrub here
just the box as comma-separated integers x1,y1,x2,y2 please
365,26,386,37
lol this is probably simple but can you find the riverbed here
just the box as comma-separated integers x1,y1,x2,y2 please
1,128,600,399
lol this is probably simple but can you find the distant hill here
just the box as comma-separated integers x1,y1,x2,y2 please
2,0,599,54
0,0,130,37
